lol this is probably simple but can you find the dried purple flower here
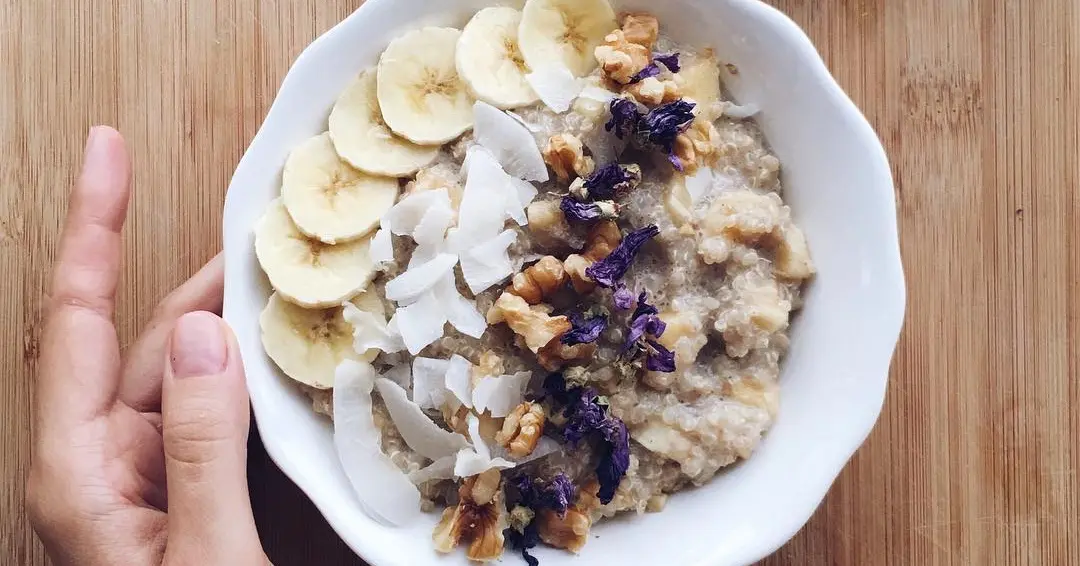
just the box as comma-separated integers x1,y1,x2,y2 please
585,224,660,288
560,388,630,505
595,418,630,504
653,52,681,72
541,372,572,405
634,100,697,161
583,163,641,201
514,473,577,517
645,339,677,373
605,97,642,139
559,196,617,223
613,283,634,310
561,312,608,345
629,63,662,83
504,523,540,566
622,291,666,353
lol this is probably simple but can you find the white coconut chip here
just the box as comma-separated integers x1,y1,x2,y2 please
343,302,406,355
408,455,457,485
472,371,532,418
444,354,474,409
506,110,542,133
332,360,421,526
460,147,515,240
369,227,395,268
473,101,549,182
458,229,518,294
411,357,451,409
685,167,715,205
412,201,456,248
393,293,448,355
383,188,452,237
578,85,617,104
383,364,413,390
506,177,537,226
374,377,471,461
454,413,516,478
433,274,487,339
723,101,761,119
526,64,584,114
384,253,458,305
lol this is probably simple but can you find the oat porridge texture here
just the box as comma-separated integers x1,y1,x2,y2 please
252,1,814,563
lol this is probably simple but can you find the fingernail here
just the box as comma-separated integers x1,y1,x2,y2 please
84,126,106,161
170,312,228,378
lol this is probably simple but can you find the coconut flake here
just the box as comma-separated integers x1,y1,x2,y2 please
434,274,487,339
412,357,451,409
526,64,584,113
393,293,448,355
459,230,517,295
472,371,532,418
383,364,412,390
332,360,421,526
343,302,406,355
445,354,474,409
506,110,542,133
412,201,456,248
454,413,516,477
369,227,395,268
460,146,515,239
408,455,457,485
473,101,549,182
685,167,715,205
578,85,617,104
383,188,452,237
723,101,761,119
375,378,470,461
506,177,537,226
384,253,458,305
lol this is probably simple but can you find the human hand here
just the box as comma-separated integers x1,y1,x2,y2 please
28,126,269,565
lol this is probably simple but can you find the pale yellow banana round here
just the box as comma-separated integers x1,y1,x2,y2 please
457,7,539,109
518,0,617,77
329,70,440,177
254,198,376,308
377,27,475,145
259,291,382,390
281,132,399,245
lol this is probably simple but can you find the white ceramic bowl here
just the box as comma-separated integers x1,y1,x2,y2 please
222,0,906,564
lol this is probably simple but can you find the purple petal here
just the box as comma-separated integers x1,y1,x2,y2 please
613,283,634,310
645,339,676,372
585,225,660,288
653,52,681,72
560,196,602,222
604,97,642,140
561,312,608,345
629,63,661,83
635,100,697,153
595,418,630,504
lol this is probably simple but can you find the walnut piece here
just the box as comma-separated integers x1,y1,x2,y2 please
508,256,568,305
476,350,506,379
564,221,622,293
433,470,507,562
625,76,682,106
486,292,572,353
594,30,651,84
536,480,601,553
543,134,595,182
526,200,575,249
495,402,546,458
621,13,659,48
536,340,597,372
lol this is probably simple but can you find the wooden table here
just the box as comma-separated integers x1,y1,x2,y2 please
3,0,1078,564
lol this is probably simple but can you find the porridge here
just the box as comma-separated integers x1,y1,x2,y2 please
252,0,814,563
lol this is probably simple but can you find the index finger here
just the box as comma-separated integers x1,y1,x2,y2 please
38,126,132,430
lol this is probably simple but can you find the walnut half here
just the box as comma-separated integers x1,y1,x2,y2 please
543,134,595,182
495,402,546,458
594,30,651,84
433,470,507,562
535,480,602,553
507,256,568,305
486,292,572,353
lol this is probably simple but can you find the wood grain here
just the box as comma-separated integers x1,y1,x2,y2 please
2,0,1077,564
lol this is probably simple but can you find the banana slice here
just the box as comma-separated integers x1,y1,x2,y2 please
255,198,376,308
377,27,475,145
282,133,399,245
329,70,440,177
456,7,538,109
260,291,383,389
518,0,617,77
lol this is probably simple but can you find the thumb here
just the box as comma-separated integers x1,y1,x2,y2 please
161,311,265,564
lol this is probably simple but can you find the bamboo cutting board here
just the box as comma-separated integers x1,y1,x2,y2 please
1,0,1077,564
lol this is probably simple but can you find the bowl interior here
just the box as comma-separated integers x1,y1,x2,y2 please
222,1,905,565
